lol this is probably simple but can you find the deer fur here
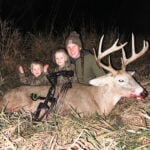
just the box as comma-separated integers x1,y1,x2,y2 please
0,71,147,116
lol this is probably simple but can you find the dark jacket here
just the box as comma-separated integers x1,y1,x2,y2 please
70,50,105,85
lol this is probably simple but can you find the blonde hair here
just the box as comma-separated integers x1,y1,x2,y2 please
53,49,69,63
30,60,44,71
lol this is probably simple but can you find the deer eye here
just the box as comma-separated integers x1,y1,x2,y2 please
119,79,124,82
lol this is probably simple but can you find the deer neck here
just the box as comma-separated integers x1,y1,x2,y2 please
94,86,121,115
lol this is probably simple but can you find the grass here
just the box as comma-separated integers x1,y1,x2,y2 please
0,102,150,149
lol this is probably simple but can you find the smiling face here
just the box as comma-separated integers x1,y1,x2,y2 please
66,43,81,59
31,64,43,77
55,51,67,68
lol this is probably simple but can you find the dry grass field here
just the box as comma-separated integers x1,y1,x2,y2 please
0,19,150,149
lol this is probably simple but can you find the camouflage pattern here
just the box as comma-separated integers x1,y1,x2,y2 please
54,62,77,85
19,72,50,86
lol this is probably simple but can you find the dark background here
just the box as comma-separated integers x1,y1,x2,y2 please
0,0,150,34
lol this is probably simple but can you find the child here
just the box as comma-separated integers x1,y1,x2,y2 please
52,48,77,85
18,60,50,86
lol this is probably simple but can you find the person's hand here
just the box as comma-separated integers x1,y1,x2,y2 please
44,64,49,73
19,66,24,73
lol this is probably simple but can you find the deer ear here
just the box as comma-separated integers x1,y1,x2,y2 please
89,78,105,86
89,78,100,86
89,74,112,86
128,71,135,76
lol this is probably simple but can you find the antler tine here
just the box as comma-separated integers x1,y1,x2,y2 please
98,34,104,56
98,36,127,59
97,35,127,74
121,33,149,69
121,47,127,70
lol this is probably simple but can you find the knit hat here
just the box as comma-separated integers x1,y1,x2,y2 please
65,31,82,48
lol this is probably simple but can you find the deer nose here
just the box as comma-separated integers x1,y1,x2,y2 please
140,90,148,99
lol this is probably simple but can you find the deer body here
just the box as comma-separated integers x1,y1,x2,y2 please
0,70,145,116
0,34,149,116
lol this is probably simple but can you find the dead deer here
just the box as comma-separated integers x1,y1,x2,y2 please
0,34,149,116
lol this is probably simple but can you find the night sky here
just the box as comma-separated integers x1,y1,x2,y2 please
1,0,150,35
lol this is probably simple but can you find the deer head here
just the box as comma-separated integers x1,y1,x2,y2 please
90,34,149,100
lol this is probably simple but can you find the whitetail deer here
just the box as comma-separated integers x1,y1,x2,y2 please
0,34,149,117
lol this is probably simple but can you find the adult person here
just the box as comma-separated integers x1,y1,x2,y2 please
65,31,105,85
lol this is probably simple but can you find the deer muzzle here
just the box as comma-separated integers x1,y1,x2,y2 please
130,90,148,100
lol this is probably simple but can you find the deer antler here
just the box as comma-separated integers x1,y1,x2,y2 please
121,33,149,70
94,35,127,74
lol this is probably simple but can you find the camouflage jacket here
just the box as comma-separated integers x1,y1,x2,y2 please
53,62,77,85
19,72,50,86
